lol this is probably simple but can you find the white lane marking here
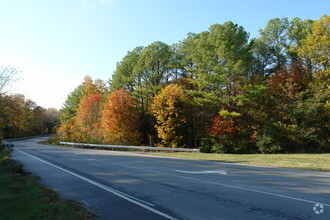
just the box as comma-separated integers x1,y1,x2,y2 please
67,153,330,207
14,147,177,220
175,170,227,175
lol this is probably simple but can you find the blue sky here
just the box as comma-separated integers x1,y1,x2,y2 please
0,0,328,109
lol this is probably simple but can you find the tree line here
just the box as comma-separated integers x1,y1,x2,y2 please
55,15,329,153
0,66,61,140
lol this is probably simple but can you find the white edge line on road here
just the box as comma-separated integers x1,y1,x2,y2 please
14,147,178,220
175,170,227,175
67,153,330,208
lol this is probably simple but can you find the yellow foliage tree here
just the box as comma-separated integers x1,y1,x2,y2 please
298,15,330,112
298,15,330,79
82,75,106,97
151,84,188,148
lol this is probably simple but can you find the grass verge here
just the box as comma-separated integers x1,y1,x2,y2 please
0,145,95,220
43,138,330,171
151,152,330,171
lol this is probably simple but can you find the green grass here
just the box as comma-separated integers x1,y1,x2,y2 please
151,152,330,171
0,145,95,220
43,139,330,171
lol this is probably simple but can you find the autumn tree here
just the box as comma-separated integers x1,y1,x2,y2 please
110,42,183,115
110,42,183,145
56,119,76,142
57,76,106,142
208,115,237,137
287,18,313,63
81,75,106,97
74,94,103,143
0,94,26,138
298,15,329,79
0,94,48,140
101,89,140,145
267,62,308,101
54,15,329,153
251,63,308,153
177,21,253,148
295,15,330,151
61,76,105,122
151,84,189,148
0,65,50,141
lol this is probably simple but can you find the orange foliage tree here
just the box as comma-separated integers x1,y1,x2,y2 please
74,94,103,143
101,88,140,145
57,76,106,142
208,115,238,137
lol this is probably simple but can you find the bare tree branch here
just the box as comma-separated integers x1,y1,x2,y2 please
0,65,21,94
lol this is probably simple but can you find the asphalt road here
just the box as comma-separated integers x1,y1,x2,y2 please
10,137,330,220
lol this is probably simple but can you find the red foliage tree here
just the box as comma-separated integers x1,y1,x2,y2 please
267,62,308,100
208,115,238,137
